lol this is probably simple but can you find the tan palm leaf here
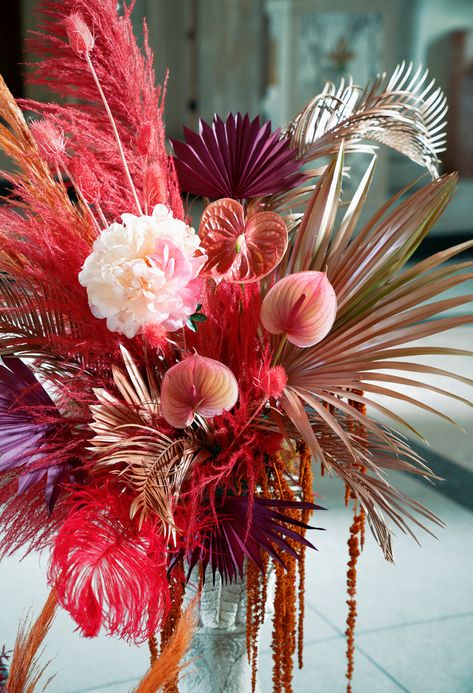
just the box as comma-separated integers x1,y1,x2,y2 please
288,62,446,175
268,63,446,215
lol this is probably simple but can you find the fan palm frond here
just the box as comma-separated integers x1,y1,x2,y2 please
270,154,473,554
255,406,441,561
314,417,443,561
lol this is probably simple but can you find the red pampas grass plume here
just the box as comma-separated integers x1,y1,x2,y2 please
26,0,184,221
30,117,66,167
49,486,170,642
64,13,95,57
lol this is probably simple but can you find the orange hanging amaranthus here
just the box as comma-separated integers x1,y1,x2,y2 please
245,445,316,693
344,393,368,691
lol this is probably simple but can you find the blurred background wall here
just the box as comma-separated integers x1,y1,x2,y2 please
1,0,472,233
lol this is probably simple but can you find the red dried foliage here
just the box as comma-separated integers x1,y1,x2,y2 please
0,475,70,558
182,281,282,509
49,485,171,642
24,0,183,220
189,282,269,391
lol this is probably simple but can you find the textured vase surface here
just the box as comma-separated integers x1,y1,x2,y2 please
180,572,262,693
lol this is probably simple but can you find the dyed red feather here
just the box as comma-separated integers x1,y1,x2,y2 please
49,485,170,642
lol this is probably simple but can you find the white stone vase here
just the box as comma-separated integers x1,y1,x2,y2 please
180,572,264,693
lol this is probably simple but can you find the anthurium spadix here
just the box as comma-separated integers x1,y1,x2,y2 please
161,354,239,428
261,271,337,348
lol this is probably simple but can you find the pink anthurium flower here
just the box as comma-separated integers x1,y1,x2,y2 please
198,198,288,283
261,271,337,348
161,354,239,428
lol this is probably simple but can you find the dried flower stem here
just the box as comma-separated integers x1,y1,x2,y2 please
85,53,142,215
271,335,287,366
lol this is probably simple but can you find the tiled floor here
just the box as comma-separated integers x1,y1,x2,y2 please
1,322,472,692
258,470,473,692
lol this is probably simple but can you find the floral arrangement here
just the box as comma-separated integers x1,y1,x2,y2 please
0,1,471,692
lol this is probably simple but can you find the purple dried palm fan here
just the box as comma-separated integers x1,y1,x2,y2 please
0,357,64,510
173,495,324,584
172,113,306,200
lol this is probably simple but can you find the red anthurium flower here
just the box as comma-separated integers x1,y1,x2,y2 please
199,198,288,283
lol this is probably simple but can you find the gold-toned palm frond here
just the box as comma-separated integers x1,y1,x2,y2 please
287,62,446,177
89,348,209,535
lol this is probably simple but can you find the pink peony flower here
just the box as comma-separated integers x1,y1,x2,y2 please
261,271,337,347
78,205,206,338
161,354,239,428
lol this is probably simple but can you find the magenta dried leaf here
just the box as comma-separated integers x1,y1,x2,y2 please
171,113,306,200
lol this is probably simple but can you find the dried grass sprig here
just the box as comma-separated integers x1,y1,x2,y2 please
6,590,57,693
131,599,197,693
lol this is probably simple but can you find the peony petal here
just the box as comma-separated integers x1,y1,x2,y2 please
161,354,239,428
199,198,288,283
261,271,337,347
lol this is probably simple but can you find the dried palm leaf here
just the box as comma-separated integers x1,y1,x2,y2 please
6,590,57,693
287,62,446,176
269,154,473,553
255,407,441,561
90,348,210,534
266,63,446,215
